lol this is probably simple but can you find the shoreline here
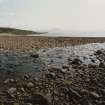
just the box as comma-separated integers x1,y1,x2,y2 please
0,36,104,52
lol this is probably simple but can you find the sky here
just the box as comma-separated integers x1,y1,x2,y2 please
0,0,105,31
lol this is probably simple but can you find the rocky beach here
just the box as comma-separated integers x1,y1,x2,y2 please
0,0,105,104
0,39,105,105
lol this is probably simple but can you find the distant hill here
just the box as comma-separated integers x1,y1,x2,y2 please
0,27,46,35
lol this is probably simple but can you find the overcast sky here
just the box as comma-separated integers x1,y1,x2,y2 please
0,0,105,31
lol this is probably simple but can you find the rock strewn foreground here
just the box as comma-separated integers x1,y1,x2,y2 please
0,48,105,105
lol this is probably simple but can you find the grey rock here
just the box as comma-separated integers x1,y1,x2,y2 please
8,87,16,94
61,69,67,73
27,82,34,88
4,78,10,83
89,91,100,98
69,88,81,98
30,53,39,58
46,72,56,80
4,78,15,83
72,58,82,65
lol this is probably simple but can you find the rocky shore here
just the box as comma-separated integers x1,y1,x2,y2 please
0,36,104,52
0,43,105,105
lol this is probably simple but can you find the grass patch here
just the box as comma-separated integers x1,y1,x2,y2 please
0,27,46,35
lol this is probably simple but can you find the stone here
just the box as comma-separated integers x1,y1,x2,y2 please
89,91,100,98
30,53,39,58
61,69,67,73
72,58,82,65
88,64,97,68
95,50,103,55
4,78,15,83
27,82,34,88
69,88,81,98
24,74,31,80
8,87,16,94
62,65,69,69
9,78,15,82
21,87,25,92
46,73,56,80
4,78,10,84
99,62,105,68
91,59,95,63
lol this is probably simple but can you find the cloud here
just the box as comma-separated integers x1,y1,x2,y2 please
0,12,15,17
0,0,105,31
0,0,3,3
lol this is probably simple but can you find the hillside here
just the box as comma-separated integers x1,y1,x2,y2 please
0,27,44,35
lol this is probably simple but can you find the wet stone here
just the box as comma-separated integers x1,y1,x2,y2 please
0,53,45,79
46,73,56,80
72,58,82,65
95,50,103,55
30,53,39,58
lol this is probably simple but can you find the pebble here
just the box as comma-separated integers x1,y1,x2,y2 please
24,74,31,80
8,87,16,94
46,72,56,80
62,65,69,69
69,88,81,98
30,53,39,58
89,91,100,98
61,69,67,73
4,78,15,83
4,78,10,83
27,82,34,88
72,58,82,65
